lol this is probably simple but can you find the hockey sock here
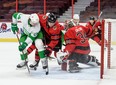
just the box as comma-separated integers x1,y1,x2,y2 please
27,44,36,55
20,53,27,60
38,50,46,58
35,49,40,61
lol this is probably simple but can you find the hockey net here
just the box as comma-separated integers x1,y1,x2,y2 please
100,19,116,79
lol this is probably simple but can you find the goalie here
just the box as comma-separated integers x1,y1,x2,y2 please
57,15,100,73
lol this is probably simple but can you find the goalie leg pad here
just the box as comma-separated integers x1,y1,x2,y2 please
61,62,67,71
67,60,80,73
61,60,80,73
87,55,100,66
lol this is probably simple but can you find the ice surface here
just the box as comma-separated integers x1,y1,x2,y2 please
0,42,116,85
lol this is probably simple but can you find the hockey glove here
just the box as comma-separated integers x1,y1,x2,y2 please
18,42,28,51
11,23,18,34
45,47,52,57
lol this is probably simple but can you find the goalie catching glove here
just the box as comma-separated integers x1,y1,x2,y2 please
56,50,69,64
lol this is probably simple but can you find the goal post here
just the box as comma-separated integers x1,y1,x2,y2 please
100,19,105,79
100,19,116,79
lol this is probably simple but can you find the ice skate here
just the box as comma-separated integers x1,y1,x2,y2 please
57,58,62,65
29,60,39,70
16,61,28,69
41,57,49,75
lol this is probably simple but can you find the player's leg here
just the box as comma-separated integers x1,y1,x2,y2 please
29,49,40,69
61,53,80,73
17,34,28,69
27,43,36,55
86,55,101,66
35,39,48,69
76,54,100,66
53,40,63,65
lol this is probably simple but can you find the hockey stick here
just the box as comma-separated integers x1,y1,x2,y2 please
43,37,49,75
15,32,30,74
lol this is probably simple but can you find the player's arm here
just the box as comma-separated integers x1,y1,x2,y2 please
11,12,23,34
64,30,76,53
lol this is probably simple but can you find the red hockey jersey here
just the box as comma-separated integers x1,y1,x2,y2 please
86,20,102,45
86,20,101,38
38,14,64,49
64,25,90,54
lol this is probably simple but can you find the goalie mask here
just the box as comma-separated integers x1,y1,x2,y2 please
65,20,75,30
29,13,39,25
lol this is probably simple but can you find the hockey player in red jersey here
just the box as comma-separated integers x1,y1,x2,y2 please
57,16,100,73
85,16,104,45
85,16,113,50
27,13,64,69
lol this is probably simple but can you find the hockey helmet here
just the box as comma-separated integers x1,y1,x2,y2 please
47,13,57,23
67,21,75,28
89,16,95,20
46,12,50,16
73,14,80,25
29,13,39,24
73,14,80,20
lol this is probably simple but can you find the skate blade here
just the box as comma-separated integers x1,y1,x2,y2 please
29,67,37,70
16,66,26,70
43,68,49,75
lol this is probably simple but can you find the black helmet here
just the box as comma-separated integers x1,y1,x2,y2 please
47,13,57,23
89,16,95,20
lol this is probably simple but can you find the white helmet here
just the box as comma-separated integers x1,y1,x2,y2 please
29,13,39,24
46,12,50,16
73,14,80,20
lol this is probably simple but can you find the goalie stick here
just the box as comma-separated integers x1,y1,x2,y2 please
15,32,30,74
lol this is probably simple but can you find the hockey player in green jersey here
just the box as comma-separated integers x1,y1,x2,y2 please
11,12,48,70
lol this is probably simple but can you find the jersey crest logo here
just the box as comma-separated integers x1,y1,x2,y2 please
42,15,47,20
53,26,57,30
